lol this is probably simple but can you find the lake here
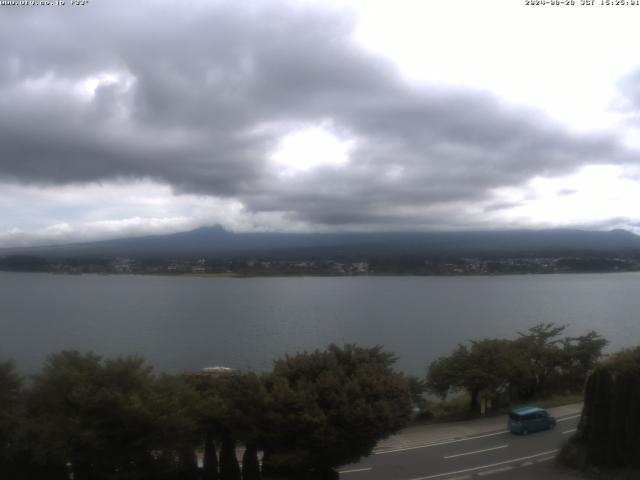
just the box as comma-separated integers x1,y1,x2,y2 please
1,272,639,376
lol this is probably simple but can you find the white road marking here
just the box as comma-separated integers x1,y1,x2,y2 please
477,465,514,476
557,414,581,422
443,444,508,459
407,449,559,480
562,428,577,434
339,467,372,474
375,430,510,455
536,456,556,463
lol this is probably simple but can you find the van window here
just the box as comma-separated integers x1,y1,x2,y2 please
509,413,521,421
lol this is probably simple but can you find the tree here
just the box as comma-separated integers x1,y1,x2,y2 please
186,371,245,480
146,374,202,480
0,361,22,475
241,444,261,480
25,351,201,480
559,347,640,471
558,331,608,392
426,324,607,412
514,323,567,399
214,373,266,480
425,345,469,399
0,361,21,442
426,339,519,413
260,344,411,478
186,372,226,480
219,436,241,480
186,369,269,480
406,376,428,410
202,430,219,480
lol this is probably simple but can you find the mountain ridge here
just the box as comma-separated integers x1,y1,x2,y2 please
3,226,640,260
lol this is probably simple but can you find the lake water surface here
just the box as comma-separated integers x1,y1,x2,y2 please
1,272,639,375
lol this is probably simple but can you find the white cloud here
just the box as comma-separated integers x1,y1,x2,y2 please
2,0,640,244
271,123,355,175
0,179,321,247
489,165,640,233
349,0,640,131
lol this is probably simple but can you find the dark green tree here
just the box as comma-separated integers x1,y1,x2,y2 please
241,444,261,480
217,373,266,480
0,361,22,475
186,371,232,480
558,331,608,392
514,323,566,399
203,431,219,480
406,376,428,410
427,324,607,413
146,374,202,480
188,370,268,480
260,344,411,478
560,347,640,471
426,339,520,413
425,345,468,400
25,351,200,480
219,435,241,480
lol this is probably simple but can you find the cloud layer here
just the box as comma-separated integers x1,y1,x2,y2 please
1,0,640,245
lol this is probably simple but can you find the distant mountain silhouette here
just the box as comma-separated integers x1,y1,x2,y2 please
3,226,640,259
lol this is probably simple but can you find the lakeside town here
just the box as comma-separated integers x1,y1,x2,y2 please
3,253,640,276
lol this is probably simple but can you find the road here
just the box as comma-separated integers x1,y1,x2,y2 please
339,413,581,480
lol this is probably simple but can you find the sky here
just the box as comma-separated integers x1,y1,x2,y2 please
2,0,640,247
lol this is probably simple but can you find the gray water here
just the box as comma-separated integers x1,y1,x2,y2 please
1,272,639,376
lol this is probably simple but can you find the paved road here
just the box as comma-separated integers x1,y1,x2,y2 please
339,413,581,480
479,461,584,480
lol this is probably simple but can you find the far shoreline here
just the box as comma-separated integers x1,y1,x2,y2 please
3,269,640,279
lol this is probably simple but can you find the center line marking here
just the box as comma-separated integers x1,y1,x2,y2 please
408,449,559,480
477,466,514,476
444,444,509,459
339,467,372,474
375,430,510,455
562,428,577,434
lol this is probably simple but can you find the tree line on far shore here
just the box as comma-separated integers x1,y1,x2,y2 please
0,323,610,480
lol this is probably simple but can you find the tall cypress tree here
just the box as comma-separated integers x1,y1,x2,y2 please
219,435,241,480
203,432,219,480
573,347,640,470
242,444,260,480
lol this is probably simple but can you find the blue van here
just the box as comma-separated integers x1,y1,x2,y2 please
508,407,556,435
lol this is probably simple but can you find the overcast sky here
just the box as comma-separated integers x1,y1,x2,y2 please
2,0,640,247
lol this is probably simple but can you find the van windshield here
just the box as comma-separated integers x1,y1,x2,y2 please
509,413,521,421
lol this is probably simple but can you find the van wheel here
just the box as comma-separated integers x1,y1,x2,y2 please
522,428,529,436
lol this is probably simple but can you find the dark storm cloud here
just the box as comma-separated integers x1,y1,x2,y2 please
0,0,634,230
